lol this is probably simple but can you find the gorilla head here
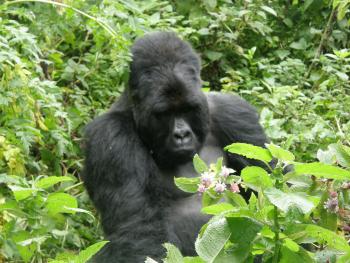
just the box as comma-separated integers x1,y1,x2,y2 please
128,32,210,168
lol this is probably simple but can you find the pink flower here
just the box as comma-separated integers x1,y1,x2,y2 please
343,225,350,232
198,184,207,193
220,166,235,177
330,191,338,198
230,183,240,193
324,197,339,213
201,171,215,187
214,182,226,193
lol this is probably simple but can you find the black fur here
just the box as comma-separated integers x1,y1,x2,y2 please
83,32,268,262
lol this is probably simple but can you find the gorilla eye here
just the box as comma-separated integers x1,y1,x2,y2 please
153,110,168,120
183,105,198,113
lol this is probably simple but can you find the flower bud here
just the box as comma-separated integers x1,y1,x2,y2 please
230,183,240,193
329,191,338,198
198,184,206,193
324,197,339,213
201,171,215,187
220,166,235,177
214,182,226,193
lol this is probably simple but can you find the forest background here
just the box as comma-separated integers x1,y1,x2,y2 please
0,0,349,262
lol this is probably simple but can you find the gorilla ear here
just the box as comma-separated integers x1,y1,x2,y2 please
185,65,198,76
176,63,201,84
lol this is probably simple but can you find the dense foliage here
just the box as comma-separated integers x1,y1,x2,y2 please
0,0,349,262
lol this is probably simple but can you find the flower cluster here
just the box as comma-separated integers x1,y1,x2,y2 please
197,165,240,194
324,191,339,214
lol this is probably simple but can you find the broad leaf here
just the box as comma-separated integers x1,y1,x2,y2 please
195,218,231,262
46,193,78,215
266,143,295,161
225,143,272,163
74,241,108,263
35,176,74,189
175,177,200,193
226,216,263,244
184,257,206,263
193,154,208,174
202,203,234,215
225,192,248,207
241,166,273,191
294,162,350,181
9,186,37,201
303,224,350,252
261,5,277,16
163,243,183,263
338,252,350,263
280,245,314,263
264,188,315,214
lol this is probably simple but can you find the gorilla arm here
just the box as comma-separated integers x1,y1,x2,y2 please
208,92,269,172
83,109,165,262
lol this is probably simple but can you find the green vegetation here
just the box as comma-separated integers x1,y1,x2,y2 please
0,0,349,262
174,143,350,262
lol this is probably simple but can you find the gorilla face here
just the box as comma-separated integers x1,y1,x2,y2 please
128,32,210,169
132,63,210,168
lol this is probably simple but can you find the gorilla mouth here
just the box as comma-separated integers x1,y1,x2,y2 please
171,147,196,163
173,146,195,155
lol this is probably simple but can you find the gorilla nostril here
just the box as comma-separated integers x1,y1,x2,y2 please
173,130,192,145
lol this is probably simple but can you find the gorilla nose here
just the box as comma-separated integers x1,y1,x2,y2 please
173,129,192,145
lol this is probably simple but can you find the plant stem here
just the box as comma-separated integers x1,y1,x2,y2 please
4,0,118,38
272,171,283,263
272,205,281,263
304,6,338,79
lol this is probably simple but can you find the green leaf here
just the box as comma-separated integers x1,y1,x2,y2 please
226,216,263,244
193,154,208,174
195,218,231,262
319,191,338,231
331,144,350,168
35,176,74,189
203,0,217,10
184,257,206,263
74,241,109,263
198,28,210,35
225,192,248,207
241,166,273,191
314,250,338,263
283,238,299,252
303,224,350,251
280,245,314,263
266,144,295,161
225,143,272,163
215,157,223,172
294,162,350,181
290,38,307,50
174,177,200,193
261,5,277,16
338,252,350,263
9,186,37,201
205,51,223,61
163,243,184,263
46,193,78,215
264,188,315,214
12,231,36,262
202,191,221,207
202,203,234,215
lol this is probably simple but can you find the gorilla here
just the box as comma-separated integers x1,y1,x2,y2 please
83,32,268,262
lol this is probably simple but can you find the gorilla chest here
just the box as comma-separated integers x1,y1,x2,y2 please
161,139,224,255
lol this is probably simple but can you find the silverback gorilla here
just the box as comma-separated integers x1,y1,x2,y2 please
83,32,268,262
